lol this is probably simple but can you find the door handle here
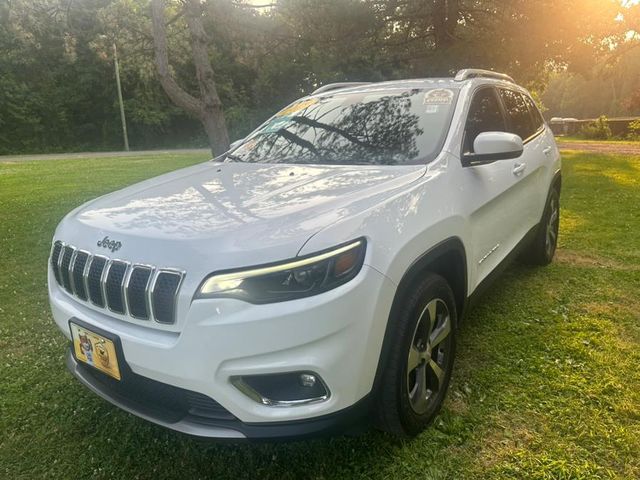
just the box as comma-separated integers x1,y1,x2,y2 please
543,146,552,155
513,162,526,176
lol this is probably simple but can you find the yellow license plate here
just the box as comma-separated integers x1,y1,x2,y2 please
70,323,121,380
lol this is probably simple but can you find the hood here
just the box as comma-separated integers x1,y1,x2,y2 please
56,161,425,270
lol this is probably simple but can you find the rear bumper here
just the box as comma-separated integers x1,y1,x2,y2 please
66,350,372,440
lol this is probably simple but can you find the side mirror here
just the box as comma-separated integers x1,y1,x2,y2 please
462,132,523,167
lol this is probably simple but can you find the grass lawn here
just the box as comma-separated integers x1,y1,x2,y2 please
555,136,640,145
1,151,639,479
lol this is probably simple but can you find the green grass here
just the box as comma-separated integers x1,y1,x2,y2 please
1,151,639,479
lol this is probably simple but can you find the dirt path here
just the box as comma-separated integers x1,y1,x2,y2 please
556,141,640,155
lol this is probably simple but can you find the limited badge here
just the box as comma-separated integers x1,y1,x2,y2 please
423,89,454,105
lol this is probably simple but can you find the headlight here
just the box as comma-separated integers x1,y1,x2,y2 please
195,238,366,303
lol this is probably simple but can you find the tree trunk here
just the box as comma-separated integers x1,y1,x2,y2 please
150,0,230,157
433,0,458,49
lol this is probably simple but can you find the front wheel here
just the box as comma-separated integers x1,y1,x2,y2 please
375,273,457,438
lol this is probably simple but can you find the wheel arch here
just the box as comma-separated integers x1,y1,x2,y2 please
551,169,562,194
371,237,467,397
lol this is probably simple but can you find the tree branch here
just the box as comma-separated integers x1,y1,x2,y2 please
150,0,202,118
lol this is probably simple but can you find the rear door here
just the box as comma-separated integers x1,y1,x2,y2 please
522,94,556,221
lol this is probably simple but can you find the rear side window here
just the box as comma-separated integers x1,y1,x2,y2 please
499,89,536,140
463,87,506,154
523,95,544,131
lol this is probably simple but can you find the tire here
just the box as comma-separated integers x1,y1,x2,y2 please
523,187,560,266
375,273,457,438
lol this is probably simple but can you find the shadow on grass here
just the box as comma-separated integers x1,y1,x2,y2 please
49,261,551,479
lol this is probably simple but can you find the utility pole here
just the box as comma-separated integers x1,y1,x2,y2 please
113,43,130,151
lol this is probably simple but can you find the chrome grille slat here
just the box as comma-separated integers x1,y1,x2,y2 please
83,254,93,303
68,249,79,294
49,241,183,325
100,260,112,310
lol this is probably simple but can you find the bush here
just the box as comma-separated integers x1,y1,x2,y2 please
627,119,640,141
580,115,612,140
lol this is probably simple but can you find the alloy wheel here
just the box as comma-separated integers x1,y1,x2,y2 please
406,298,452,415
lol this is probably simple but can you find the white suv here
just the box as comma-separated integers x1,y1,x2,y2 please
49,69,561,439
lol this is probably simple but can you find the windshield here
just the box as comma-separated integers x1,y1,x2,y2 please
227,87,459,166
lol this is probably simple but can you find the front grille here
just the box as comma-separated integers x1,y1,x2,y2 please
87,256,107,307
50,241,184,325
72,251,89,301
152,271,183,324
105,261,127,313
60,246,74,293
51,242,63,284
127,267,152,319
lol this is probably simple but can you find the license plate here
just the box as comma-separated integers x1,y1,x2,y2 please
70,322,121,380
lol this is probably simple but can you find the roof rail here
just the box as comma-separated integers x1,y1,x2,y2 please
454,69,515,83
311,82,372,95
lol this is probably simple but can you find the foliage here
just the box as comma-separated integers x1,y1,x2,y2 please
579,115,613,140
1,151,640,478
0,0,636,154
628,119,640,140
542,44,640,119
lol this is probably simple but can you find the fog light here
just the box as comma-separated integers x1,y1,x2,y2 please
231,371,329,406
299,373,316,388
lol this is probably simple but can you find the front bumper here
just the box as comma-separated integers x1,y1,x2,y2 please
50,264,395,436
66,350,373,440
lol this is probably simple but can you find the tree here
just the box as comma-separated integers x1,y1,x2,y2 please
150,0,229,156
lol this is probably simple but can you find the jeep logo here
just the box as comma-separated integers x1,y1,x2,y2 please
97,236,122,253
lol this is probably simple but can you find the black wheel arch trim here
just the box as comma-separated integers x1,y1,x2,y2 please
371,237,467,398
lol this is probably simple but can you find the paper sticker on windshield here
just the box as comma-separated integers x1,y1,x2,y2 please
425,105,439,114
424,89,454,105
276,98,319,117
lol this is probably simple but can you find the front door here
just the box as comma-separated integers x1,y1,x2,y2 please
458,86,537,289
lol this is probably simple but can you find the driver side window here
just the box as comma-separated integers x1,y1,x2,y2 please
463,87,507,154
